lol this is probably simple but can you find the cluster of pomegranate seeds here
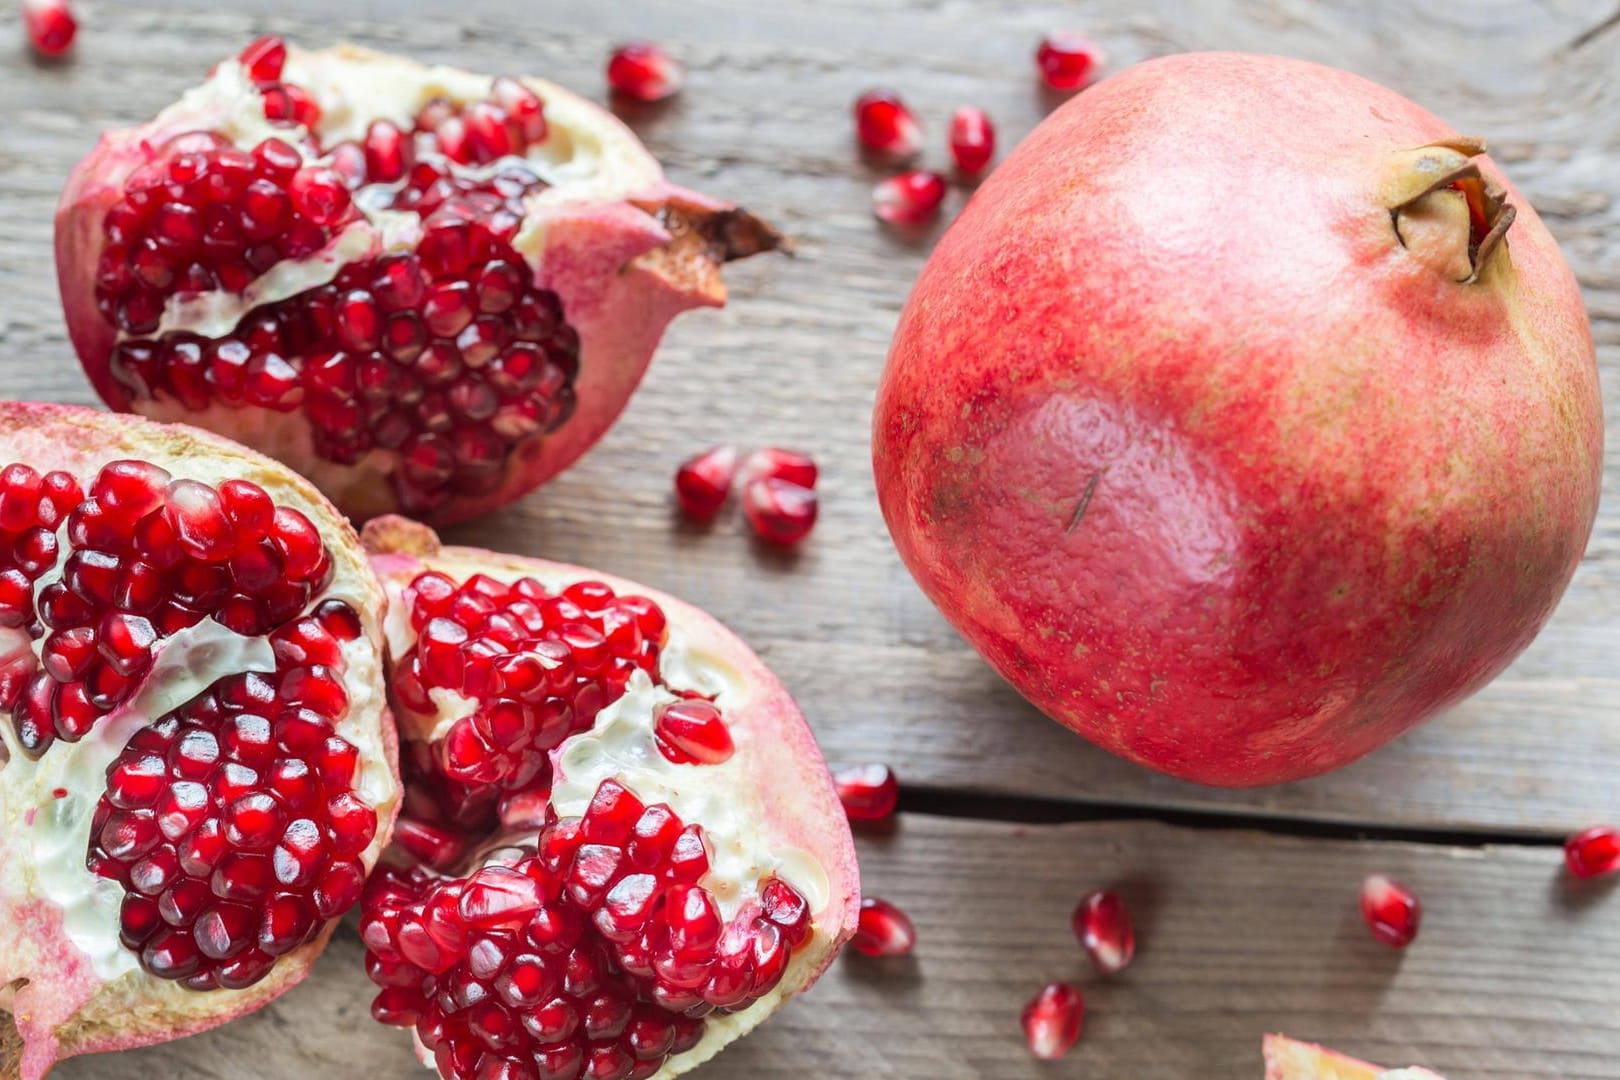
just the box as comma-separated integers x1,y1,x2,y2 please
362,778,813,1079
1565,826,1620,879
849,896,915,957
672,445,738,522
832,763,898,822
21,0,76,57
672,446,819,545
948,106,996,175
872,170,948,226
392,572,671,815
1021,982,1084,1060
854,90,922,158
0,461,335,755
87,602,375,990
606,43,684,103
1359,874,1421,948
1035,32,1104,92
1071,889,1134,975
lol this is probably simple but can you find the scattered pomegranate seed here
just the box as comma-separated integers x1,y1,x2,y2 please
673,445,737,521
854,90,922,158
1359,874,1420,948
1021,982,1083,1060
850,896,915,957
872,170,948,226
21,0,77,58
653,699,735,765
1072,889,1134,974
742,476,817,546
237,35,286,83
948,106,996,175
740,447,817,490
1036,32,1104,92
1565,825,1620,879
833,763,898,822
606,42,684,103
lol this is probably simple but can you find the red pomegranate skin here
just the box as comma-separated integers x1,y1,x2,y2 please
873,52,1602,786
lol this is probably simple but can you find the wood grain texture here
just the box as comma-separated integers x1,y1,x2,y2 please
54,816,1620,1080
5,0,1613,834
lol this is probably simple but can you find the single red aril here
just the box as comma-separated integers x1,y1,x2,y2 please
948,106,996,175
849,897,914,957
742,477,817,546
1035,32,1103,92
832,763,898,821
58,40,781,527
740,447,818,490
360,516,858,1079
606,42,684,103
874,54,1601,785
21,0,77,57
673,444,738,521
872,170,947,226
1072,889,1134,974
1565,825,1620,879
0,403,398,1080
1021,982,1083,1060
1360,874,1420,948
1264,1034,1447,1079
854,90,922,158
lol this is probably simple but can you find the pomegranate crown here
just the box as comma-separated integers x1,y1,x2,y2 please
1383,136,1515,284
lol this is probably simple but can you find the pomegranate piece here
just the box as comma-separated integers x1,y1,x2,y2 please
1071,889,1134,974
0,403,398,1078
21,0,76,57
606,42,684,103
360,516,859,1078
59,40,782,526
673,444,737,521
740,446,818,490
1264,1034,1447,1079
832,763,898,821
1359,874,1420,948
854,90,922,158
948,106,996,175
1021,982,1083,1060
872,170,948,226
1565,825,1620,879
742,476,818,546
1035,32,1104,92
849,896,915,957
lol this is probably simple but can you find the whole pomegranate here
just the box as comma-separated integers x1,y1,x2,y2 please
873,53,1602,786
0,402,399,1079
359,517,858,1079
56,39,781,526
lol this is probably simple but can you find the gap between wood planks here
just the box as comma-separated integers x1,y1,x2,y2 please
898,785,1565,850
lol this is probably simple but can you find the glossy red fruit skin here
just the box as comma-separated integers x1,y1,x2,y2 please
873,53,1602,786
1565,826,1620,879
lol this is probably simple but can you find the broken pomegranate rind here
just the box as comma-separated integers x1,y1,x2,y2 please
0,402,398,1080
1262,1035,1446,1080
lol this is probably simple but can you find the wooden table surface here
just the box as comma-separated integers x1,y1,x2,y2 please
3,1,1617,1077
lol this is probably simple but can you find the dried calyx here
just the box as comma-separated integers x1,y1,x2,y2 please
1385,137,1514,284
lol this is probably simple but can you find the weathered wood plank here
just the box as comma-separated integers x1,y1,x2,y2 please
56,816,1620,1079
0,0,1614,835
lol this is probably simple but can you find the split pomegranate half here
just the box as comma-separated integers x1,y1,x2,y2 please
56,39,781,526
0,402,399,1080
361,517,859,1080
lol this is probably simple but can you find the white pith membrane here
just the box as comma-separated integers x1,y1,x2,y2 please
367,525,855,1080
0,405,398,1079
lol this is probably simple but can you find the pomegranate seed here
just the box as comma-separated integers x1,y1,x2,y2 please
653,700,734,765
289,167,353,227
21,0,76,57
1021,982,1083,1060
740,447,817,490
872,170,947,226
948,106,996,175
854,90,921,158
606,42,684,103
238,35,286,83
1565,825,1620,879
1359,874,1420,948
1072,889,1134,974
833,763,898,822
742,476,817,545
1036,32,1104,92
850,897,915,957
673,445,737,521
